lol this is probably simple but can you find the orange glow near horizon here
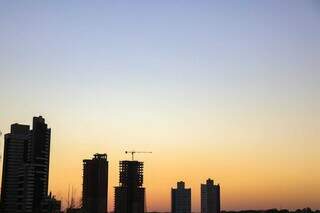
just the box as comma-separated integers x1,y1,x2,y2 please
42,106,320,211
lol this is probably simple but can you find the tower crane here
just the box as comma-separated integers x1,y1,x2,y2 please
125,150,152,161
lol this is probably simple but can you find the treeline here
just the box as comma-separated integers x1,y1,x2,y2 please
222,208,319,213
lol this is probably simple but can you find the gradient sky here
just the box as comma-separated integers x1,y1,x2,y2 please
0,0,320,211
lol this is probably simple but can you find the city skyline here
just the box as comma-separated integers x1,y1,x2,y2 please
0,0,320,212
0,116,222,213
0,116,318,212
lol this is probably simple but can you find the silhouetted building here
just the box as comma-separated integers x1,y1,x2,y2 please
1,123,30,212
114,160,145,213
66,208,83,213
171,181,191,213
1,116,54,213
83,153,108,213
42,192,62,213
201,179,220,213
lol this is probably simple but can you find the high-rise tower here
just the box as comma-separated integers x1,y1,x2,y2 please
171,181,191,213
201,179,220,213
31,116,51,212
82,153,108,213
114,160,145,213
1,116,53,213
1,124,30,212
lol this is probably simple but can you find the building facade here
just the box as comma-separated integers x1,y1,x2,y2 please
201,179,220,213
82,153,108,213
31,116,52,213
1,124,30,212
114,160,145,213
1,116,55,213
171,181,191,213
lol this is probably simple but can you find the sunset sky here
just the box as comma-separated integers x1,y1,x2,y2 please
0,0,320,211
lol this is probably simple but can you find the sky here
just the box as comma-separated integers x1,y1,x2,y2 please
0,0,320,211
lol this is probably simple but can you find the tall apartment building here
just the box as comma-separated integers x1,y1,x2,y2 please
171,181,191,213
201,179,220,213
1,116,54,213
1,123,30,212
114,160,145,213
82,153,108,213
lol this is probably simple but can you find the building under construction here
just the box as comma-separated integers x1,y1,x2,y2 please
114,160,145,213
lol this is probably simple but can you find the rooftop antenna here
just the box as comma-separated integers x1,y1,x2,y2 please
125,150,152,161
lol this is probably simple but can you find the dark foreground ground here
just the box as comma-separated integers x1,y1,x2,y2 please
147,208,319,213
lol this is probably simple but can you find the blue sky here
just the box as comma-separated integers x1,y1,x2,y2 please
1,1,319,105
1,1,319,106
